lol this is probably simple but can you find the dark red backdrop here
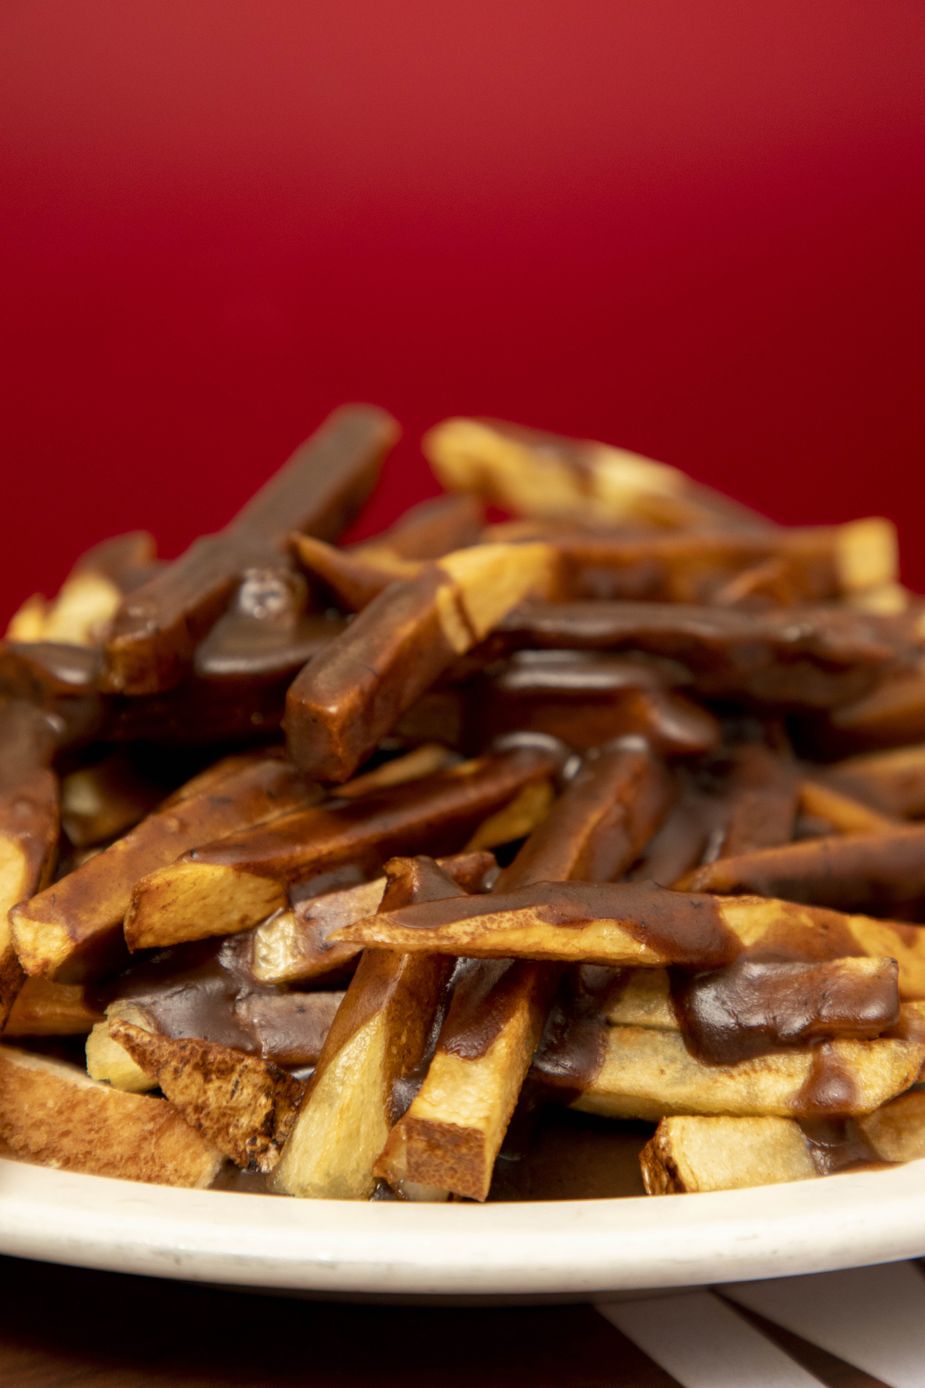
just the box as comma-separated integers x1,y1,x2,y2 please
3,1,924,618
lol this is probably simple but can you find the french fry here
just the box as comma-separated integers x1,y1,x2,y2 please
125,743,558,952
291,535,417,610
352,493,483,562
640,1116,819,1193
463,780,554,851
798,779,897,834
376,743,673,1201
0,1044,223,1186
470,653,722,757
285,541,561,781
857,1089,925,1163
534,1022,924,1120
0,701,61,1022
333,884,925,997
818,664,925,753
251,850,496,986
11,753,322,982
552,522,897,605
86,1002,160,1092
703,743,800,860
498,601,916,708
643,1098,925,1193
3,979,102,1037
109,1021,305,1172
682,825,925,919
604,956,899,1049
333,743,458,799
824,742,925,819
272,857,468,1199
105,405,396,693
423,417,768,531
6,532,157,647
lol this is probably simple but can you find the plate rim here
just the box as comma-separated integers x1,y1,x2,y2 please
3,1154,925,1297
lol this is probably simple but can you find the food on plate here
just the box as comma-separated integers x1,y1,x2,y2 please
2,403,925,1201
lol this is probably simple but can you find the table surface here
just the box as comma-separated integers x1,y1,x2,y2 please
0,1253,905,1387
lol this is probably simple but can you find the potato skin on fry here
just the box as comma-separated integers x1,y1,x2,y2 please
110,1022,305,1172
0,1045,223,1187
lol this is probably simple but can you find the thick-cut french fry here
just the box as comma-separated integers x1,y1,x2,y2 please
643,1097,925,1193
604,957,900,1052
0,1044,223,1186
11,753,321,982
857,1089,925,1163
798,779,897,834
470,653,722,758
105,405,396,694
285,541,561,781
125,743,558,951
641,1116,819,1193
86,1001,161,1091
334,884,925,997
273,857,471,1199
334,744,458,799
6,532,157,647
251,850,495,986
109,1021,305,1172
352,493,483,562
825,743,925,819
498,601,916,708
291,535,418,610
423,417,768,531
534,1022,923,1120
376,743,673,1201
682,825,925,919
0,701,60,1022
463,781,554,851
704,744,800,860
3,979,102,1037
821,664,925,753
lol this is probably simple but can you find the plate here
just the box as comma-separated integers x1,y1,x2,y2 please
3,1155,925,1300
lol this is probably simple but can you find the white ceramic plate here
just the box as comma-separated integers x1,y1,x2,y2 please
3,1154,925,1300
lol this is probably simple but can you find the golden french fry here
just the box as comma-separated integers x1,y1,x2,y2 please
3,978,102,1037
825,742,925,818
106,405,396,694
291,534,417,610
857,1089,925,1163
423,417,768,530
0,702,61,1023
11,753,320,982
0,1044,223,1186
535,1022,923,1121
86,1002,160,1092
641,1116,818,1193
125,743,558,951
250,850,495,986
334,744,458,799
285,541,561,781
333,884,925,998
6,533,157,647
682,825,925,918
110,1021,305,1172
273,857,472,1199
798,778,897,834
352,493,483,562
376,743,673,1202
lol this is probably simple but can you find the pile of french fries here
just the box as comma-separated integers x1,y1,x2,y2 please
4,404,925,1201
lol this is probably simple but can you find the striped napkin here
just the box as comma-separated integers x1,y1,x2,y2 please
595,1261,925,1386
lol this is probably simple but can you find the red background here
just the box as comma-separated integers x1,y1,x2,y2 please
2,1,924,618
